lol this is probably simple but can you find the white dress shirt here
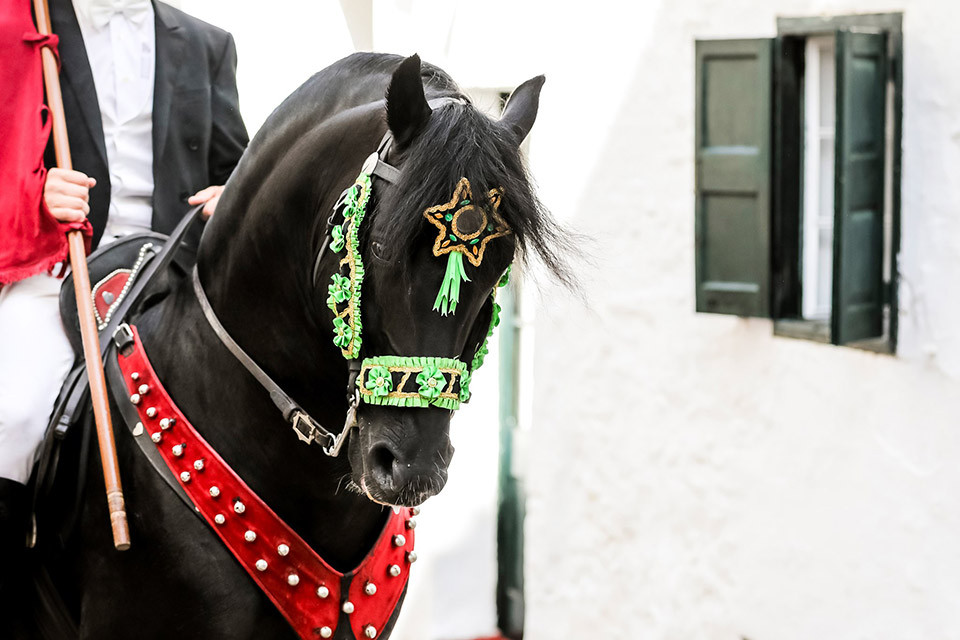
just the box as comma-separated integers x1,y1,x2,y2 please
73,0,156,241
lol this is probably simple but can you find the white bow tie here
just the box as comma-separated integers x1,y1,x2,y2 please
85,0,152,30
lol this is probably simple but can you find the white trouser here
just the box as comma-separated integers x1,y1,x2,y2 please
0,272,75,483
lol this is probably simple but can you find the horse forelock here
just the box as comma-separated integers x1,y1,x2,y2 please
371,100,575,288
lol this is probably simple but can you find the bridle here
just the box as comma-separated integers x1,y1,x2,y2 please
192,97,509,458
189,130,405,456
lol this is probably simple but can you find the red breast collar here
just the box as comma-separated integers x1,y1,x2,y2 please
116,325,416,640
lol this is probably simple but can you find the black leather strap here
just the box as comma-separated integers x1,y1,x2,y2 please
191,269,345,453
100,205,204,345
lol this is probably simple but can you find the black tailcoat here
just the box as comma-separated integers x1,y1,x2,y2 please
46,0,249,249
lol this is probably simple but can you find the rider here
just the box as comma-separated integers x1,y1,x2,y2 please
0,0,248,599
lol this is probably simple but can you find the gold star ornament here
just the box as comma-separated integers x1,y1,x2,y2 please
423,177,511,267
421,178,511,315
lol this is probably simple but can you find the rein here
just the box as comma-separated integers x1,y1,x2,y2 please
191,269,353,456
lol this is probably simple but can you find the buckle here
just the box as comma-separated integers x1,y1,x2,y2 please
113,323,135,354
323,387,361,457
289,390,359,457
291,411,334,450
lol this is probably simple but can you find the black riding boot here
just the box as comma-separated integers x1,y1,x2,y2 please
0,478,30,609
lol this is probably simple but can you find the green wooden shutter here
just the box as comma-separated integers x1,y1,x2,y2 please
695,39,773,317
832,30,887,344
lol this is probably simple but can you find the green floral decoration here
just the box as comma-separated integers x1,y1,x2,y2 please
459,371,471,402
326,172,371,360
330,225,345,253
332,317,353,349
357,355,466,410
498,265,512,288
416,365,446,400
344,185,359,211
365,365,393,398
327,273,351,308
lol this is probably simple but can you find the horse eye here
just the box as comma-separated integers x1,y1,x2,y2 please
370,240,388,261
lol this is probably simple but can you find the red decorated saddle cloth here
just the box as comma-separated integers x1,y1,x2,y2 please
113,324,417,639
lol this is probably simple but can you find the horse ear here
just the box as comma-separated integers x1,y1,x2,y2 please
386,54,431,147
499,75,546,145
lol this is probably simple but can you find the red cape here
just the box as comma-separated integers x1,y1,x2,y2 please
0,0,90,284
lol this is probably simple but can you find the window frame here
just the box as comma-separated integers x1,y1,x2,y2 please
772,13,903,354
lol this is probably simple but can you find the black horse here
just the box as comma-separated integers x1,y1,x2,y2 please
24,53,571,639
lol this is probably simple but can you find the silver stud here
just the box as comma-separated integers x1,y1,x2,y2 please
342,601,354,614
145,407,157,418
159,418,171,430
234,501,246,515
388,564,401,577
364,626,377,638
138,384,149,395
151,432,162,443
255,559,267,572
180,471,191,483
407,551,418,563
316,585,330,598
193,459,204,471
319,627,332,638
287,573,299,586
129,393,140,405
277,544,289,557
393,534,406,547
133,422,144,436
406,518,417,529
172,444,184,457
209,486,221,498
364,582,377,596
411,507,420,516
131,372,140,381
214,514,225,525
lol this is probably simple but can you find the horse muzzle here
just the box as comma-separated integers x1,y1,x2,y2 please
350,409,453,507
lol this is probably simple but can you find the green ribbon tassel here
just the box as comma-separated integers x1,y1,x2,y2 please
434,252,470,315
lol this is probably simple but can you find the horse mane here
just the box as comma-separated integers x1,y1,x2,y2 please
372,98,577,287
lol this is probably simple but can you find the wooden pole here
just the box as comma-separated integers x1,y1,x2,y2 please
33,0,131,551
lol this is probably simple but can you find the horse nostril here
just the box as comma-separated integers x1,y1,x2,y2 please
370,443,399,487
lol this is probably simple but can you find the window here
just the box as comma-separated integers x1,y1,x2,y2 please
694,13,902,353
801,36,836,322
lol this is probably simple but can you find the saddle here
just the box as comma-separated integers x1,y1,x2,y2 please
32,208,203,545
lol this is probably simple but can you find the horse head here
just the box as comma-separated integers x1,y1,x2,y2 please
199,54,567,510
342,56,556,507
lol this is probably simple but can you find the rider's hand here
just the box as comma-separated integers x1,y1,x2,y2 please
44,168,95,223
188,185,225,219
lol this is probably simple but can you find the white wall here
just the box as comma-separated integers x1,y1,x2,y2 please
507,0,960,639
